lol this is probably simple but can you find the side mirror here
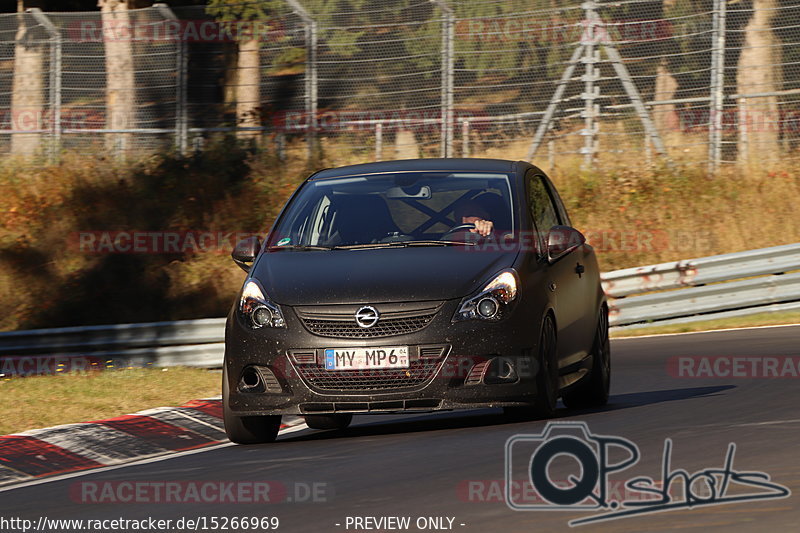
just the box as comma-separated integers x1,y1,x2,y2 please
547,226,585,263
232,236,261,272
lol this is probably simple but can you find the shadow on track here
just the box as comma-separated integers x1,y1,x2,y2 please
568,384,737,415
281,385,735,442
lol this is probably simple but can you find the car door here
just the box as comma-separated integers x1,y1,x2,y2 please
543,173,600,359
525,171,591,367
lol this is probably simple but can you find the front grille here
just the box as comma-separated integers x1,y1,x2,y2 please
301,314,435,338
294,301,443,339
300,399,443,413
296,360,441,391
290,345,449,392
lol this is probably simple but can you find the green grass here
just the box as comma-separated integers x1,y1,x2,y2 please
0,367,220,436
611,311,800,338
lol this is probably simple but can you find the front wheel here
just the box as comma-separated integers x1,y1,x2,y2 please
223,365,282,444
504,315,559,420
562,309,610,409
532,315,559,418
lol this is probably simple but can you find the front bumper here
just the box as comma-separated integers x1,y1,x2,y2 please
224,299,542,416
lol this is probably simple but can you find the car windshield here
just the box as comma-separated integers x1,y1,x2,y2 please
268,172,515,248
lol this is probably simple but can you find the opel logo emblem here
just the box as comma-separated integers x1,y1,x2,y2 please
355,306,380,328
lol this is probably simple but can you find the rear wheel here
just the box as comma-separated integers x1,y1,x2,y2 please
223,365,282,444
504,315,559,419
304,414,353,430
562,309,610,409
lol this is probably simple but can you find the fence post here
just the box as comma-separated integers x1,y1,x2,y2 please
154,4,188,155
582,5,599,168
738,97,748,167
432,0,454,158
28,9,60,162
375,122,383,161
708,0,726,174
285,0,318,160
461,119,469,157
276,132,286,160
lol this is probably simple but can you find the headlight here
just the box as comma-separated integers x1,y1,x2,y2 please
454,269,519,322
239,280,285,328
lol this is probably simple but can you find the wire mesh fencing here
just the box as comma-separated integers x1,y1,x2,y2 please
53,8,183,155
0,10,59,157
2,0,800,171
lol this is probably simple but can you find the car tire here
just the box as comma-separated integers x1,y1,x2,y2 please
223,365,282,444
504,315,559,420
562,309,610,409
304,414,353,430
532,315,559,418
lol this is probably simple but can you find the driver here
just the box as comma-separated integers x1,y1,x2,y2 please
454,199,494,237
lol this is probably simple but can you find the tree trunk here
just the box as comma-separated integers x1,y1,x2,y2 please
736,0,782,166
223,42,238,122
100,0,135,154
11,1,46,157
653,58,679,140
236,37,261,141
395,129,420,159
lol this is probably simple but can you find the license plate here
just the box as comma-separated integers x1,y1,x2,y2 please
324,346,409,370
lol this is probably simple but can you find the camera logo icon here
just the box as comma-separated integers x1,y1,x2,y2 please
504,421,639,511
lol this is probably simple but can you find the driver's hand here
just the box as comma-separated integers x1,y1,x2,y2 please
472,219,494,237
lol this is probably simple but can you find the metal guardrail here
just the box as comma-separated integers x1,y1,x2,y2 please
601,243,800,298
0,318,225,355
1,244,798,373
0,319,227,375
608,271,800,327
603,243,800,329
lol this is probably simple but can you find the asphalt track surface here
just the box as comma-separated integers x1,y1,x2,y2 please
2,326,799,532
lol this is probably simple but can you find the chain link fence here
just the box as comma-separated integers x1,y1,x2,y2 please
0,11,59,156
2,0,800,170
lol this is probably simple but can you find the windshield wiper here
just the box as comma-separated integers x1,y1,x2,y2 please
333,240,475,250
267,244,333,251
405,240,476,247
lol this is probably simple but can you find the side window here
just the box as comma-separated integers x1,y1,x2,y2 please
543,175,572,227
308,195,331,245
527,173,561,234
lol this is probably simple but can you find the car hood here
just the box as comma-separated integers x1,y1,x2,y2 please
252,247,518,306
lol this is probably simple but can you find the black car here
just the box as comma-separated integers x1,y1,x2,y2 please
223,158,608,444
